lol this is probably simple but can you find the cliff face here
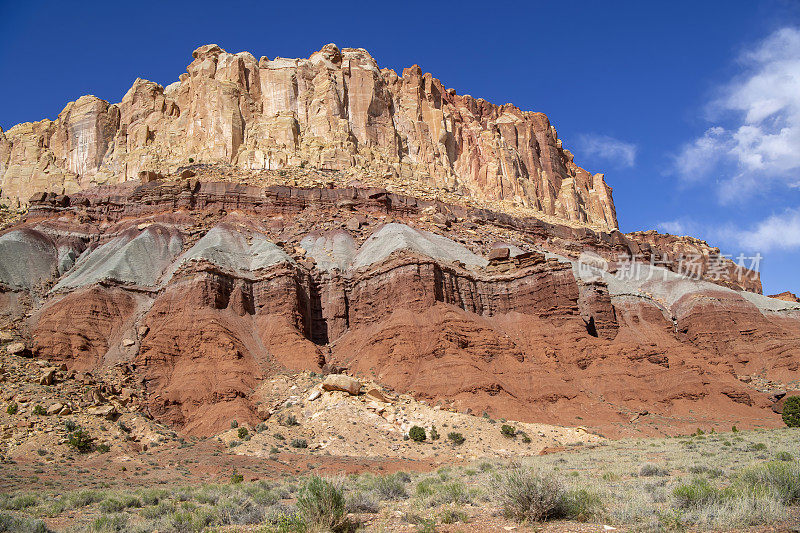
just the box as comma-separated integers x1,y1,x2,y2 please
1,180,796,437
0,44,617,229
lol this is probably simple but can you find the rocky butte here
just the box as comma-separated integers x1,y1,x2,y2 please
0,44,797,443
0,44,616,230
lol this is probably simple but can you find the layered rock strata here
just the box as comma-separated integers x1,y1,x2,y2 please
1,44,617,230
1,181,796,438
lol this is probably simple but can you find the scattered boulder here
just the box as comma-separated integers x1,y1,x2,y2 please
365,388,390,403
6,342,27,356
366,401,385,413
87,405,117,419
346,216,361,231
39,368,56,386
122,338,135,347
307,389,322,402
322,374,361,395
488,247,510,261
46,403,63,416
432,212,452,227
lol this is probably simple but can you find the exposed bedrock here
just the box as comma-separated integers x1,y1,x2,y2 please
32,285,141,371
4,183,798,436
1,44,618,230
25,179,762,292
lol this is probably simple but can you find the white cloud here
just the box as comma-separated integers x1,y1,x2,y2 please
675,27,800,202
729,208,800,252
668,209,800,253
575,133,637,168
656,219,696,236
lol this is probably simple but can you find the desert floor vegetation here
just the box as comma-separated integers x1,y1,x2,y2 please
0,427,798,531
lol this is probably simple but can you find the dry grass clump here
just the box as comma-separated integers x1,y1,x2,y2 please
296,475,350,532
491,464,603,523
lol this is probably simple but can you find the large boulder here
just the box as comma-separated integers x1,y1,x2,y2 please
772,392,800,414
322,374,361,395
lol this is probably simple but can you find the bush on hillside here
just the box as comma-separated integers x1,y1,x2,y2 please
409,426,426,442
783,396,800,427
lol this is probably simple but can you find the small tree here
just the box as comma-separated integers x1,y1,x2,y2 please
501,424,517,438
67,429,94,453
783,396,800,427
409,426,426,442
447,432,466,445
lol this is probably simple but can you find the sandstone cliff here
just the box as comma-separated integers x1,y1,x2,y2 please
0,44,617,230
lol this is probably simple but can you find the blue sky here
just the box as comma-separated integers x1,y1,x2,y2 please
2,0,800,294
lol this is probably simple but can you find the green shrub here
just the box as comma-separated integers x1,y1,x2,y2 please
776,451,794,462
501,424,516,438
672,477,720,509
374,473,408,500
492,465,566,522
347,491,379,513
231,471,244,484
167,509,216,531
69,490,103,507
290,438,308,449
63,419,78,432
188,157,194,163
6,403,17,415
440,507,468,524
67,430,93,453
432,480,471,505
1,494,38,510
409,426,426,442
521,432,532,444
783,396,800,427
447,432,465,445
639,462,668,477
429,425,440,440
89,513,127,532
739,461,800,504
283,414,299,426
32,405,46,416
296,476,348,532
238,427,249,440
230,419,238,429
98,498,125,513
0,512,47,533
561,488,604,522
751,442,768,451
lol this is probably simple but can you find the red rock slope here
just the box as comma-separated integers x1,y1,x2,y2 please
0,180,796,437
